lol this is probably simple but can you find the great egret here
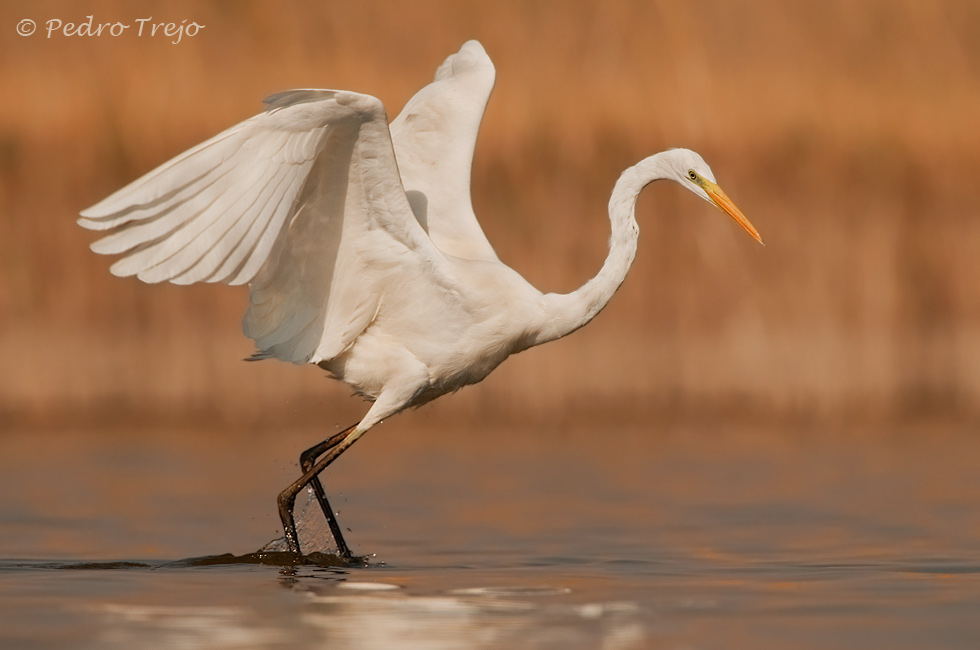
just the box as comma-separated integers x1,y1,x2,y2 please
79,40,763,560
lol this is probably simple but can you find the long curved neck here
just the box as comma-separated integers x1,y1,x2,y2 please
530,158,663,346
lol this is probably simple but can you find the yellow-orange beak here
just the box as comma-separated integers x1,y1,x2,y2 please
703,180,764,246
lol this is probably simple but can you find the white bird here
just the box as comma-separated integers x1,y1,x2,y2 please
79,41,763,561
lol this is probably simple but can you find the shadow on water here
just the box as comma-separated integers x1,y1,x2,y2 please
0,550,357,571
22,551,359,571
170,550,361,569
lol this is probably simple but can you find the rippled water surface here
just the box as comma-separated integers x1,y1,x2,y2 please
1,421,979,649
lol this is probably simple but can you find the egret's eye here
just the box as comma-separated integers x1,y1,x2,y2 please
688,170,698,181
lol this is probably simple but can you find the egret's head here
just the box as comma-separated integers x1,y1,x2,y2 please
665,148,764,245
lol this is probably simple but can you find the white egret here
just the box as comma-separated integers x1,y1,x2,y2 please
79,41,763,560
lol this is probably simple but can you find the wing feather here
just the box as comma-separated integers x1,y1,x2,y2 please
81,88,450,364
80,107,328,285
79,131,243,228
389,40,497,261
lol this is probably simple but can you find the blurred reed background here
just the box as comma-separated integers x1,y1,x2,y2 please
2,0,979,430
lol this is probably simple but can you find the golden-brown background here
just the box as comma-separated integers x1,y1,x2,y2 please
3,0,980,430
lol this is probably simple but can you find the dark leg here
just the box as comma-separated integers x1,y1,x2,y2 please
277,424,362,558
301,425,357,560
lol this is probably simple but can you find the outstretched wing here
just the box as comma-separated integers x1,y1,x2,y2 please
80,90,449,364
389,40,497,261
